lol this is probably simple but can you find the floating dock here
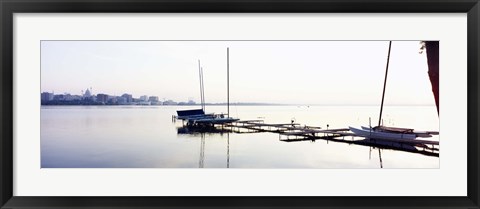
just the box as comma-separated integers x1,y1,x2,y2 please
224,120,439,157
174,117,439,157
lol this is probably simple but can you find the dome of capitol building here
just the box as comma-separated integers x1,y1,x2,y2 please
84,88,91,97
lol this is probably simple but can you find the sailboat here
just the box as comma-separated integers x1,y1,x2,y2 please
349,41,438,141
177,48,239,126
176,60,209,121
349,126,417,140
360,126,436,138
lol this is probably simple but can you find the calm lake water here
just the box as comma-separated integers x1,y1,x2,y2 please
41,105,439,168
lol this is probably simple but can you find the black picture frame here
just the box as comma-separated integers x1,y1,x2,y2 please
1,0,479,208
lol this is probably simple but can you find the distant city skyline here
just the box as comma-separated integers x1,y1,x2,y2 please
41,41,437,105
40,88,436,106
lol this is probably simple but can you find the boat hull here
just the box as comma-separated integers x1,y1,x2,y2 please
360,126,433,138
192,118,240,124
349,126,417,140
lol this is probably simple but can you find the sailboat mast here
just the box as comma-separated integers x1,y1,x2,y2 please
378,41,392,126
201,67,205,111
227,47,230,117
198,60,204,111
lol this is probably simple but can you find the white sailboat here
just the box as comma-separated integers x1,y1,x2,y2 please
360,126,435,138
349,41,438,141
349,126,417,140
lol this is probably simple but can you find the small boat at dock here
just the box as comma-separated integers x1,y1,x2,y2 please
176,48,239,127
192,114,239,124
360,126,436,138
176,109,211,120
349,41,439,143
177,109,238,126
349,126,417,140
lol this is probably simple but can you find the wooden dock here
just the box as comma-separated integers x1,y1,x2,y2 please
223,120,439,157
174,118,439,157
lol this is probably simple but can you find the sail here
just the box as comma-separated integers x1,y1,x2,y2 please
425,41,439,115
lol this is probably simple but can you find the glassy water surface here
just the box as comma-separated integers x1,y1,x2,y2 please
41,105,439,168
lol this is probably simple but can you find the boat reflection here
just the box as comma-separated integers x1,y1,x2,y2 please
177,125,232,136
177,126,231,168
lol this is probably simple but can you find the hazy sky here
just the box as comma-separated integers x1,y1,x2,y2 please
41,41,436,105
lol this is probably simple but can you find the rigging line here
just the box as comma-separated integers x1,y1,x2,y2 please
378,41,392,127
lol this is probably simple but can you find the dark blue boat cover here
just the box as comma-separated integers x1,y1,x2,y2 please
177,109,205,116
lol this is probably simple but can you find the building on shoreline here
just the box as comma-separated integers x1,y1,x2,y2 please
40,90,196,106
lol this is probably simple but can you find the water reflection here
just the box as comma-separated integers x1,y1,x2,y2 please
368,147,383,168
42,106,439,168
199,133,205,168
378,148,383,168
357,138,438,157
227,132,230,168
177,125,232,168
177,125,231,136
175,123,437,169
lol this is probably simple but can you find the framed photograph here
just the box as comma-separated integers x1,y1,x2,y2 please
1,0,479,208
